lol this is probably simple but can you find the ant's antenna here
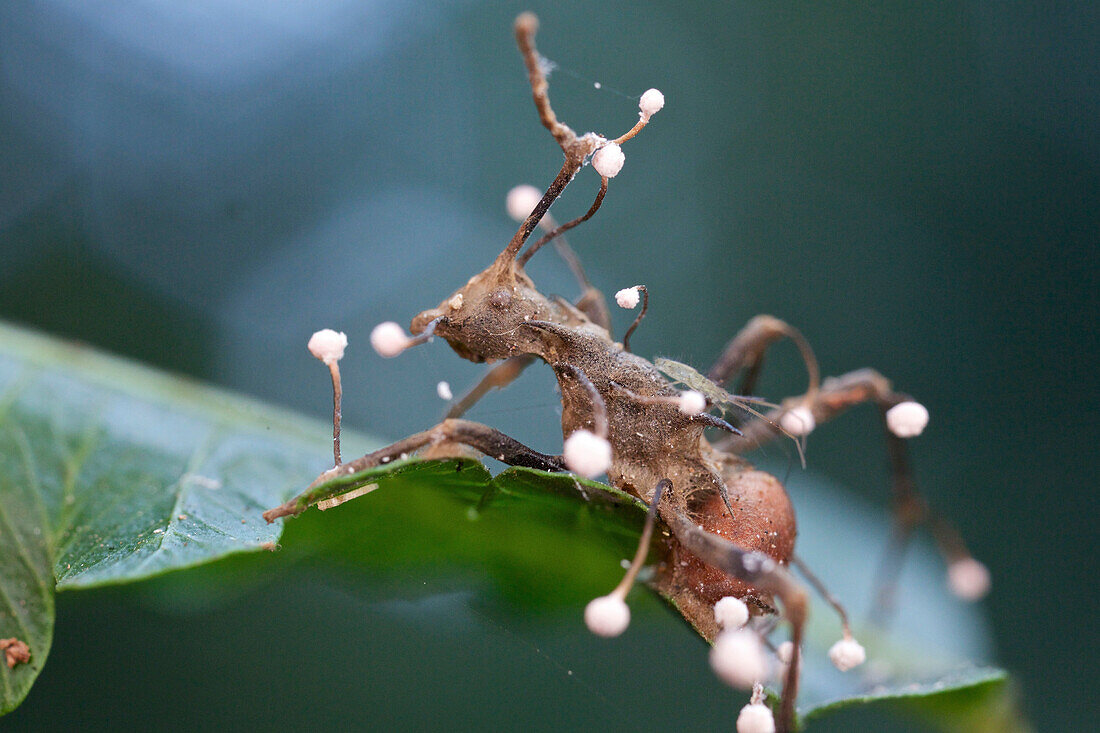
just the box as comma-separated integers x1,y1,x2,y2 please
493,14,594,271
493,13,664,275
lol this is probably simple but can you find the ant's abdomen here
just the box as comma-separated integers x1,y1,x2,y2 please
673,467,797,613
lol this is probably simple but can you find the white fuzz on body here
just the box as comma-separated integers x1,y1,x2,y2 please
678,390,707,416
776,641,795,665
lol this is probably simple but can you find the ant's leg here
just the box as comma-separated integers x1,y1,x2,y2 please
707,315,820,399
724,368,988,611
519,178,607,268
791,554,853,639
546,232,612,330
263,418,565,522
721,368,898,449
446,355,536,419
665,509,807,733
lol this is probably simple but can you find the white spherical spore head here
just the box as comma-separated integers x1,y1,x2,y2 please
948,557,991,601
779,406,816,436
369,321,411,358
713,595,750,629
584,594,630,637
563,429,613,478
436,381,453,401
308,329,348,365
736,702,776,733
885,400,930,438
710,629,767,689
506,184,543,222
638,88,665,119
614,286,640,309
678,390,707,416
828,637,866,672
592,143,625,178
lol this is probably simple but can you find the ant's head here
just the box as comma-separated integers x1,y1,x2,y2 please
409,257,554,363
409,152,623,363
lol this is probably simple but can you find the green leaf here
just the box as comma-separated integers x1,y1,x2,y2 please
803,666,1027,732
0,321,340,713
280,460,650,609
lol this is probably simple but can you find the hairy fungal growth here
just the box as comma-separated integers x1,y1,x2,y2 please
265,14,988,731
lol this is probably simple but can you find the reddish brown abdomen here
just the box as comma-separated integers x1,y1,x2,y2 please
675,468,797,611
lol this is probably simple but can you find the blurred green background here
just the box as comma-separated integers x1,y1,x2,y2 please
0,1,1095,730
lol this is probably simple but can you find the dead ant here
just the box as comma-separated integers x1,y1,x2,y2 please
265,13,989,732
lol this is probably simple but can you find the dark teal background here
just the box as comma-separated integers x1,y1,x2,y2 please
1,1,1095,730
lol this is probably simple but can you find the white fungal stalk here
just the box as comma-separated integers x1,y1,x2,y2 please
638,88,665,120
779,405,816,436
885,400,930,438
583,479,668,640
307,329,347,365
828,635,866,672
615,286,641,309
506,184,543,222
947,557,991,600
308,329,348,466
713,595,750,629
584,591,630,637
710,629,768,690
592,142,625,178
563,429,613,478
737,684,775,733
370,321,413,358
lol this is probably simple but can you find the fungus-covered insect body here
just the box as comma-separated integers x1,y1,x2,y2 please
267,14,987,732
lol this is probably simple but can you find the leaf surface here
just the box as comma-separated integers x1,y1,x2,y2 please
0,321,333,712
